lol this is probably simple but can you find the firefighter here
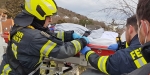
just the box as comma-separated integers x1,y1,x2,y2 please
81,15,147,75
0,0,90,75
122,0,150,75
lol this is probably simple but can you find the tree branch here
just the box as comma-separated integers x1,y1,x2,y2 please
122,0,135,15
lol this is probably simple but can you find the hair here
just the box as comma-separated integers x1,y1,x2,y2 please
126,15,138,32
136,0,150,25
0,9,7,14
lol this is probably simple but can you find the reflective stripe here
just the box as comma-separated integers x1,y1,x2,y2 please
11,43,18,59
35,54,43,67
1,64,12,75
29,63,43,75
40,40,57,57
85,51,95,61
36,40,57,66
25,0,32,11
57,31,64,41
126,42,129,48
71,40,81,54
27,25,35,29
134,57,147,68
98,56,109,74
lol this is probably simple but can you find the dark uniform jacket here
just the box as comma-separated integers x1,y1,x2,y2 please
85,35,148,75
0,13,87,75
122,41,150,75
122,63,150,75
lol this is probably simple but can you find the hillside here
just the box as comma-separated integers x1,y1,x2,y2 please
0,0,125,33
52,7,106,27
0,0,106,28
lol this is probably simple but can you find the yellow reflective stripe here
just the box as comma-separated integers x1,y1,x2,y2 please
11,43,18,59
35,54,43,67
141,57,147,64
40,40,57,57
71,40,81,54
1,64,12,75
57,31,64,41
134,57,147,68
98,56,109,74
36,40,57,66
57,32,60,39
62,32,64,41
126,42,129,48
85,51,95,61
77,41,81,52
27,25,35,29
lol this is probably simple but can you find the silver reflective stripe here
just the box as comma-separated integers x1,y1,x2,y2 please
25,0,32,11
100,57,106,72
1,64,12,75
40,40,57,57
59,32,63,39
57,31,64,41
98,56,109,74
3,66,10,75
28,63,43,75
43,42,54,55
137,58,144,67
71,40,81,54
134,57,147,68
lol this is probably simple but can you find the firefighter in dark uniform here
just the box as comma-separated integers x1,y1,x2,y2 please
122,0,150,75
0,0,90,75
81,15,148,75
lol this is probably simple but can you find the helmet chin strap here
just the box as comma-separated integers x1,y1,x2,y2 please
31,17,47,31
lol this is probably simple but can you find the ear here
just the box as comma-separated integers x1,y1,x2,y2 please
129,25,133,34
144,20,150,31
141,20,147,35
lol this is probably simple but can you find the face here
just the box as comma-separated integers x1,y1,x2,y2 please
43,16,52,27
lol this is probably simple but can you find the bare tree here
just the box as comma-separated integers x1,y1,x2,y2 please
4,0,24,18
88,0,137,24
99,0,137,20
87,0,137,32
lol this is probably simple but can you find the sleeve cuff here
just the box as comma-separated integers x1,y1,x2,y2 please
85,50,95,61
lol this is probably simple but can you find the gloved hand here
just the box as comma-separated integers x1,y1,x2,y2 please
72,32,81,39
82,36,90,44
80,46,91,55
108,44,118,51
50,28,54,32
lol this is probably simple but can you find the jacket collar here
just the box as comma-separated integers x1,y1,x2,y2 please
14,11,34,27
129,34,141,46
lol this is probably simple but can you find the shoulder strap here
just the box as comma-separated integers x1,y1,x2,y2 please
40,31,51,38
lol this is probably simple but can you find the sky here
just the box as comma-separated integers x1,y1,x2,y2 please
55,0,138,25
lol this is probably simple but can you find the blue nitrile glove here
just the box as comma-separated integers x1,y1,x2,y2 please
80,46,91,55
50,28,54,32
73,32,82,39
82,36,90,44
108,44,118,51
